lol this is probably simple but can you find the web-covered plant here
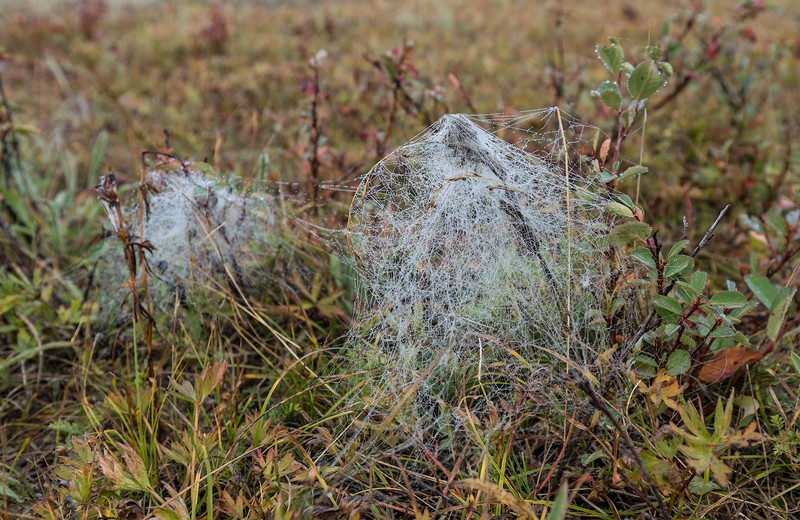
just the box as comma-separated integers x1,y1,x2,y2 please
94,155,284,323
346,109,623,437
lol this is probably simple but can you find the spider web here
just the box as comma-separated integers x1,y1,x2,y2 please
341,108,622,444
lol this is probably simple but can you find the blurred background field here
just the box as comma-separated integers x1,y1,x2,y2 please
1,0,799,518
3,0,795,186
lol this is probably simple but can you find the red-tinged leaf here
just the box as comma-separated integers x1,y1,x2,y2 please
697,349,763,383
703,40,720,61
447,72,462,89
599,138,611,164
301,80,315,97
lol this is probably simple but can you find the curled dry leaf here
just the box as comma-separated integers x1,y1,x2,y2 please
635,369,684,410
697,348,763,383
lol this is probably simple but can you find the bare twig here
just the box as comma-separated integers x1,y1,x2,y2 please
548,3,566,106
447,72,477,113
690,204,730,257
308,58,322,210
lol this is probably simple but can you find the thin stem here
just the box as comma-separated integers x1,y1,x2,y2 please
635,108,647,206
556,107,572,367
309,64,321,210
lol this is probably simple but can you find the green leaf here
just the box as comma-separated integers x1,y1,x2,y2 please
745,274,778,310
628,61,666,100
714,393,734,439
546,481,570,520
678,397,709,439
675,279,699,300
733,330,751,347
153,508,183,520
667,349,691,376
601,89,621,110
609,221,652,247
631,246,656,269
634,354,659,378
708,326,736,339
688,475,720,495
0,479,21,502
48,420,83,436
606,202,634,218
767,288,796,342
765,212,788,237
690,271,708,293
2,190,34,231
616,193,634,207
646,45,663,61
621,108,637,128
89,131,109,181
707,291,747,309
10,124,40,136
617,165,648,183
675,286,696,303
595,80,621,110
668,239,689,260
596,40,624,74
791,352,800,374
581,449,606,465
171,379,196,402
736,395,760,424
664,323,680,336
655,437,681,459
653,294,683,321
192,162,216,175
381,55,397,79
664,254,694,280
595,80,617,93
